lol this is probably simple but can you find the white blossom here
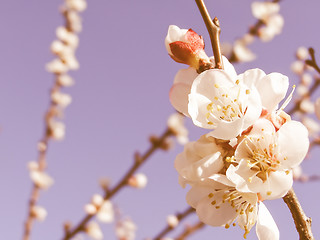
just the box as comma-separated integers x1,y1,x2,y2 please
233,40,256,62
228,118,309,200
128,173,148,189
46,58,68,74
86,221,103,240
296,47,309,61
166,215,179,228
186,176,279,239
167,113,188,144
291,61,305,75
115,218,137,240
30,170,54,190
96,200,114,223
51,91,72,108
66,0,87,12
31,205,47,221
174,134,227,188
57,74,75,87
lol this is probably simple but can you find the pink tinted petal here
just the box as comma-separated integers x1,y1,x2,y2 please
238,68,266,89
207,117,244,140
278,121,309,168
256,73,289,111
169,82,191,116
173,67,198,85
256,202,279,240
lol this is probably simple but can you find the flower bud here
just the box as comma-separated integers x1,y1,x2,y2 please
296,46,309,61
165,25,210,71
30,170,54,190
84,203,97,215
166,215,179,228
57,74,75,87
96,200,114,223
31,206,47,221
128,173,148,189
86,222,103,240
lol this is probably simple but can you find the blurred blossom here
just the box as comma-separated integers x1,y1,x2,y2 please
292,166,303,180
66,0,87,12
96,200,114,223
48,121,66,140
300,99,315,113
66,11,83,33
128,173,148,189
233,39,256,62
27,161,39,171
167,113,188,145
84,203,97,215
251,2,280,20
31,205,47,222
115,218,137,240
46,58,68,74
166,215,179,228
92,194,104,207
57,74,75,87
302,117,320,136
291,61,304,75
99,177,111,191
301,73,313,86
56,26,79,48
51,91,72,108
258,14,284,42
37,141,47,152
296,46,309,61
316,97,320,120
296,85,308,97
86,221,103,240
30,170,54,190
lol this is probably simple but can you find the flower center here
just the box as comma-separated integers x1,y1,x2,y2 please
207,188,256,238
205,84,249,125
244,136,279,182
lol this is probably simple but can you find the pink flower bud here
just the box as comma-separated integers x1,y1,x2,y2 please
165,25,210,70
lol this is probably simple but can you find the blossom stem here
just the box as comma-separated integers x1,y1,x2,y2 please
63,127,174,240
282,188,314,239
153,206,195,240
195,0,223,69
175,221,205,240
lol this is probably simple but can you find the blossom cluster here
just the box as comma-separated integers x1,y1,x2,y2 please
165,25,309,239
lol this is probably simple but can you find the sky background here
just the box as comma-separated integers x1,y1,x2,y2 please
0,0,320,239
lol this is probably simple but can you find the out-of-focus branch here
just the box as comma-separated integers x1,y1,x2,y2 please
63,127,174,240
288,48,320,115
153,207,195,240
195,0,223,69
23,1,86,239
282,188,314,240
175,221,205,240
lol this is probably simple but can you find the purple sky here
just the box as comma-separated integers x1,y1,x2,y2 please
0,0,320,239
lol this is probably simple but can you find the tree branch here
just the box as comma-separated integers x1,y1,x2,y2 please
175,221,205,240
195,0,223,69
282,188,314,240
153,207,195,240
63,127,174,240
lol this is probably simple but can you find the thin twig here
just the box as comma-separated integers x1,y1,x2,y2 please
282,188,314,240
195,0,223,69
153,207,195,240
63,127,174,240
175,221,205,240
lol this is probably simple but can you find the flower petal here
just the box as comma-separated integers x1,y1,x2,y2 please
277,121,309,168
238,68,266,89
256,202,279,240
169,82,191,116
255,73,289,111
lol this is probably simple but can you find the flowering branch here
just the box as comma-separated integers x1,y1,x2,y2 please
175,221,205,240
282,188,314,239
288,48,320,115
153,206,195,240
23,1,86,239
195,0,223,69
63,127,174,240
